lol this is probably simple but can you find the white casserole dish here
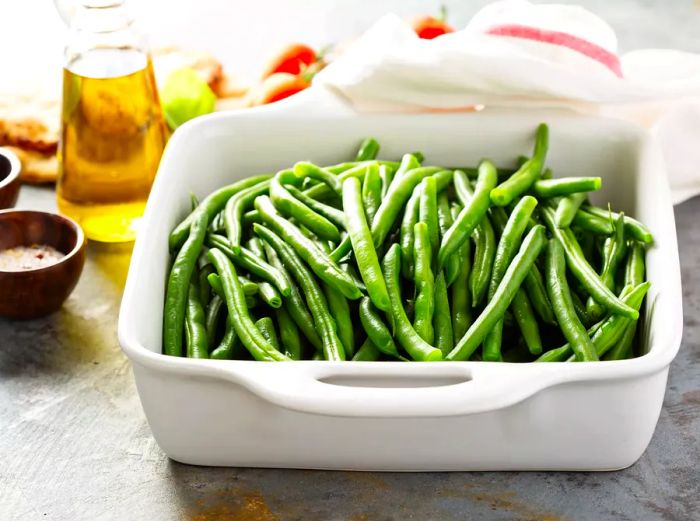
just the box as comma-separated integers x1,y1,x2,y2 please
118,96,682,471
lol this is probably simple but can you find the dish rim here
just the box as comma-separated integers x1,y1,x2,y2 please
118,104,683,417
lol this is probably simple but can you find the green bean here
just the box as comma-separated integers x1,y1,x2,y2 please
533,177,601,198
276,307,303,360
450,205,472,343
209,211,225,233
448,167,470,206
352,338,381,361
322,282,355,357
539,283,649,362
185,280,209,358
578,283,648,360
242,209,262,227
246,236,266,259
254,224,346,361
545,239,598,361
359,297,400,357
223,179,271,254
419,176,439,256
469,215,496,308
198,263,214,306
293,162,343,195
379,164,394,199
413,222,435,344
438,160,497,269
570,289,594,327
446,225,547,361
207,234,292,296
541,167,553,180
301,177,319,191
303,162,374,200
400,185,421,279
371,166,443,247
490,124,548,206
355,137,380,161
554,192,587,228
427,169,454,192
382,244,442,361
523,265,557,325
210,321,242,360
255,317,281,352
438,191,460,286
169,174,271,251
239,277,259,296
392,153,422,183
536,321,604,362
163,209,209,357
454,165,519,180
511,289,542,355
255,196,361,300
262,240,324,352
285,185,346,229
433,272,454,356
329,235,353,263
270,169,341,241
586,213,627,318
342,177,391,310
206,272,224,296
258,282,282,308
205,294,224,348
541,207,638,319
581,204,653,244
482,209,508,359
244,236,284,312
362,162,382,225
625,242,646,287
604,320,637,360
483,196,538,361
190,193,200,211
326,160,399,175
341,262,368,293
571,208,614,236
207,248,289,361
207,273,257,298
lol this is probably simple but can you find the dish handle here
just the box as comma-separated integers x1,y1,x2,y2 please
219,362,560,418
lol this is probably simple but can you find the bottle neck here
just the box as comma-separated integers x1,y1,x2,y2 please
64,0,148,77
71,0,132,33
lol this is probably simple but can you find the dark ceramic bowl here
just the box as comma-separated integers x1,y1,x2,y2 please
0,210,86,319
0,147,21,209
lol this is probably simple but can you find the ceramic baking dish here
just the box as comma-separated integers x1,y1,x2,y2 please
118,97,682,471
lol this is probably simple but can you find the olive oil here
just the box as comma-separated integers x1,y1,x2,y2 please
57,49,166,243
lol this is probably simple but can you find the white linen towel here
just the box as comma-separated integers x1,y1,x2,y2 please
316,0,700,203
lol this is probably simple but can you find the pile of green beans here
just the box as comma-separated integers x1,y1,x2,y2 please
163,125,653,363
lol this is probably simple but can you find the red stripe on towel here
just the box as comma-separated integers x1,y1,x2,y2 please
486,24,623,78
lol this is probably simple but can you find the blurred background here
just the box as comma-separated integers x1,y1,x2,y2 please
3,0,700,95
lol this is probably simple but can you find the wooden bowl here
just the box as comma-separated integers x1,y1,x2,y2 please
0,210,86,319
0,147,21,209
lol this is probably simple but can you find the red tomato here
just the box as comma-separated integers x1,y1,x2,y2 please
254,73,310,105
261,43,317,78
411,15,454,39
